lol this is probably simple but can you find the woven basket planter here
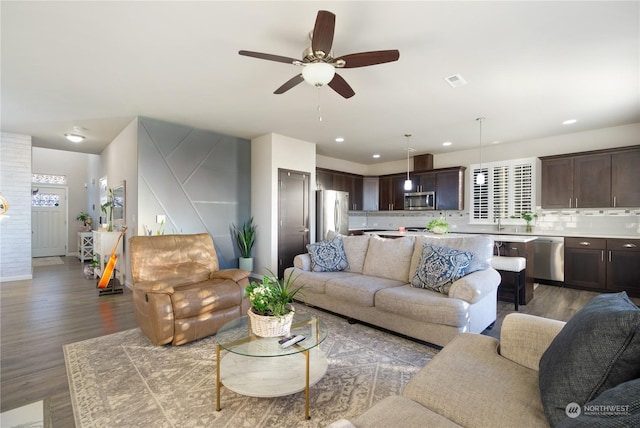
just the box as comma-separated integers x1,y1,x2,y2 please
247,308,294,337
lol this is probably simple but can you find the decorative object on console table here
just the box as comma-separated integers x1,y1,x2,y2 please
244,270,303,337
232,217,256,272
76,211,91,231
100,188,115,231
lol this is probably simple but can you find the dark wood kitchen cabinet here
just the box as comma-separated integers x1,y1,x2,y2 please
564,237,607,290
378,174,407,211
565,237,640,296
494,240,535,305
541,146,640,209
606,238,640,295
316,168,363,210
435,167,465,211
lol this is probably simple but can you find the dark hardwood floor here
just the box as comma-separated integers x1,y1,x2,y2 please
1,256,137,427
1,257,638,427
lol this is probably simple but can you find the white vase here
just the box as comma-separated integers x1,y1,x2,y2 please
239,257,253,272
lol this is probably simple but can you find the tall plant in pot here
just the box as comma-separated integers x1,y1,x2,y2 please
232,217,256,272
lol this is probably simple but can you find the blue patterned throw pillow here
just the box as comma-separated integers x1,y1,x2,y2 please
411,244,473,294
306,237,349,272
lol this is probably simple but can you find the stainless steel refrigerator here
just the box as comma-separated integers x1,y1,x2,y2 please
316,190,349,240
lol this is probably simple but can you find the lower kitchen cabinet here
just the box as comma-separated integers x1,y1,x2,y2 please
565,237,640,296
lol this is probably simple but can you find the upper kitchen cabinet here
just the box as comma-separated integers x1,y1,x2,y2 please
378,174,406,211
541,146,640,209
316,168,363,210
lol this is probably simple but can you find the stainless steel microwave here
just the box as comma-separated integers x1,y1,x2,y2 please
404,191,435,210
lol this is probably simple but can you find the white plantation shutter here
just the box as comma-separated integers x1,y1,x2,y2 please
470,158,538,224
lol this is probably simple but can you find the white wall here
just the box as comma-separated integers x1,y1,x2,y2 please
0,133,32,282
100,118,138,286
251,133,316,277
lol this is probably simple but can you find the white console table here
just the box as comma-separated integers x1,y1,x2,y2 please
77,232,94,262
93,231,124,283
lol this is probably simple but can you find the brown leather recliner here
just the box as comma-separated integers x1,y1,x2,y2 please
129,233,250,345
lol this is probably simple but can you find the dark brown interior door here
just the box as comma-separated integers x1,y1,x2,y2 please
278,169,310,278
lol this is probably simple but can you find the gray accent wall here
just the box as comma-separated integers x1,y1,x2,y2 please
137,117,250,269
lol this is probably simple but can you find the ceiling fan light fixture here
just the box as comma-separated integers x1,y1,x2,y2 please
65,133,85,143
302,62,335,87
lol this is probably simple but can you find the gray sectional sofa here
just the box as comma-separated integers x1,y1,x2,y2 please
284,232,501,347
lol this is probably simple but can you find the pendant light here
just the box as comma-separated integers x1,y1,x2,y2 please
476,118,486,185
404,134,412,191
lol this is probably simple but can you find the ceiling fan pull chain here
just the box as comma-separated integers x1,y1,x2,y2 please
317,88,323,122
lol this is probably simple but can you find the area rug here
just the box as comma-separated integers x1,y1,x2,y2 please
64,306,438,427
32,257,63,267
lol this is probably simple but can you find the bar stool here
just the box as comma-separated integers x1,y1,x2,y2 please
491,256,526,310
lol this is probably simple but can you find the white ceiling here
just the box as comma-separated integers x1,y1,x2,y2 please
2,1,639,164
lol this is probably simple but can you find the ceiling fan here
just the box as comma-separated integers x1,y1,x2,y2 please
239,10,400,99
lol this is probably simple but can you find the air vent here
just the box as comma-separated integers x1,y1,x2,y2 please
444,74,467,88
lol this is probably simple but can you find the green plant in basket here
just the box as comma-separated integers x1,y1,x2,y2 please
244,269,303,317
426,216,449,234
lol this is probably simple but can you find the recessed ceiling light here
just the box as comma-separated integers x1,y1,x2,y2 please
562,119,577,125
335,137,345,143
442,141,452,146
491,141,501,145
372,154,381,159
65,133,85,143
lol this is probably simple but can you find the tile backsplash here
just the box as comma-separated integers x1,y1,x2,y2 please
349,208,640,238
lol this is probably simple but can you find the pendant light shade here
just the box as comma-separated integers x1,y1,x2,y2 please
476,118,486,185
404,134,412,191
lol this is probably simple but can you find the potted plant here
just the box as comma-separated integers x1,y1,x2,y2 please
101,188,115,231
76,212,91,231
519,212,538,233
232,217,256,272
426,216,449,234
244,269,303,337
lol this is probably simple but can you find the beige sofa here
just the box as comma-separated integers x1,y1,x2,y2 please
284,233,501,347
330,313,565,428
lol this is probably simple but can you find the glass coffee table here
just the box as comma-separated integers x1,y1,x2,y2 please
215,311,329,420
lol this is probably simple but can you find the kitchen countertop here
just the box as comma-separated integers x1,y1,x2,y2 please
352,228,639,240
363,230,539,243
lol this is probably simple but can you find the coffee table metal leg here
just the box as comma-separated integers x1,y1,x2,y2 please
304,349,310,420
216,343,221,411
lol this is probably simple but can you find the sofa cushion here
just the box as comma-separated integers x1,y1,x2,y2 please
362,235,415,282
375,285,470,327
403,333,549,428
351,395,463,428
325,275,405,307
409,235,492,279
411,244,473,294
539,292,640,427
327,231,371,274
307,237,349,272
556,377,640,428
286,268,357,295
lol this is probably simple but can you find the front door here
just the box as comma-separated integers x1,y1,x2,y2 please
32,186,67,257
278,169,310,278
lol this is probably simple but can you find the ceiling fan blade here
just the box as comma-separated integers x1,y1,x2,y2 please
336,50,400,68
238,50,300,65
328,73,355,99
311,10,335,57
274,74,305,94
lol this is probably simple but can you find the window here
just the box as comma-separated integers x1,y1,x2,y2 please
469,158,538,224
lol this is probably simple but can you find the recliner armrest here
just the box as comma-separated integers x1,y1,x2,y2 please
448,268,501,303
211,268,250,283
133,280,175,295
499,313,565,371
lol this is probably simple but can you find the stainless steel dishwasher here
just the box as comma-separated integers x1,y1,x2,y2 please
534,237,565,284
